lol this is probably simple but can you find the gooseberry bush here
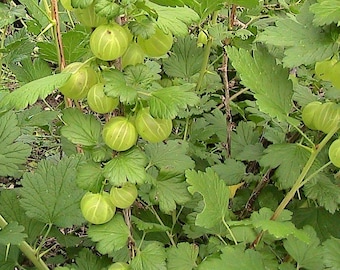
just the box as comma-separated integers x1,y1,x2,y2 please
1,0,340,269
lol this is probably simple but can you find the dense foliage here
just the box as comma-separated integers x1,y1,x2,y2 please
1,0,340,269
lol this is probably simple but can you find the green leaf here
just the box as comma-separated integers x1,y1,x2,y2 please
232,0,259,8
149,84,199,119
198,0,226,18
0,222,27,245
63,29,90,65
283,226,323,270
292,207,340,242
198,246,266,270
256,1,338,67
0,73,71,110
323,237,340,269
9,58,52,84
304,175,340,213
0,111,31,177
20,156,85,227
151,171,192,214
310,0,340,26
18,0,49,27
167,242,199,270
0,189,45,244
146,1,200,36
103,69,138,104
145,140,195,173
71,0,93,8
212,159,246,185
87,214,129,255
186,168,230,228
131,242,167,270
124,61,162,89
94,0,120,20
19,108,59,127
0,4,26,28
231,121,264,161
129,18,156,39
227,46,293,119
103,148,147,186
260,143,310,189
74,248,111,270
132,216,171,232
3,28,34,65
251,208,309,242
60,108,101,147
203,109,227,142
0,244,19,270
76,161,104,193
163,36,204,78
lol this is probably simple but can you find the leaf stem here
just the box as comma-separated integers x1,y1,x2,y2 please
222,217,237,245
195,11,218,92
36,223,53,256
183,118,190,141
0,214,49,270
150,206,176,246
299,161,332,187
250,126,339,248
291,123,315,148
271,127,337,221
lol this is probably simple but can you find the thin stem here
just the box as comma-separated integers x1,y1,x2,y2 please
229,88,249,102
0,214,49,270
183,118,190,141
250,125,339,248
216,234,228,246
221,51,232,157
300,161,332,187
291,123,315,148
150,206,176,246
195,11,218,92
271,127,337,221
222,217,237,245
36,223,53,255
123,208,136,259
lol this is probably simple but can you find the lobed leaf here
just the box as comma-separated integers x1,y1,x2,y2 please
132,216,171,232
60,108,102,147
167,243,199,270
256,1,338,67
131,242,167,270
0,73,71,110
145,140,195,173
310,0,340,26
198,246,266,270
20,156,85,227
323,237,340,269
260,143,310,189
0,189,45,244
87,214,129,255
151,171,192,214
149,84,199,119
163,36,204,79
146,1,199,36
227,46,293,119
76,161,104,193
283,226,323,270
103,148,147,186
103,69,138,104
0,222,27,245
186,168,230,228
304,175,340,214
94,0,120,20
0,111,31,177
